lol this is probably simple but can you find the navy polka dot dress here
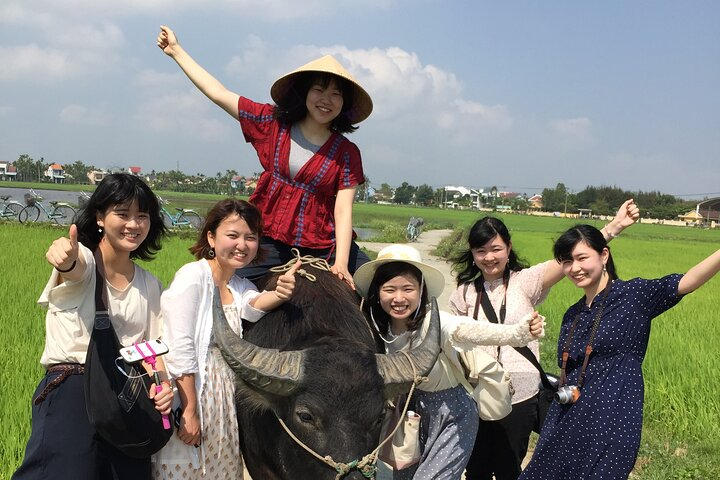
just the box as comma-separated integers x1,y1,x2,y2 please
520,275,683,480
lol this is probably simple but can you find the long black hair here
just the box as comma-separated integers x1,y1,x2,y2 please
75,173,166,260
553,224,619,280
361,262,429,339
452,216,528,286
273,72,358,134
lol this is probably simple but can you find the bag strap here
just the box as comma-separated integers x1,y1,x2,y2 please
446,354,474,395
470,273,556,390
93,251,109,313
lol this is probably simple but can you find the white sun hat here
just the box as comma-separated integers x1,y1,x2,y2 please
353,244,445,299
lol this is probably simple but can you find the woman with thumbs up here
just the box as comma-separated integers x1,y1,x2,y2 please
12,173,173,480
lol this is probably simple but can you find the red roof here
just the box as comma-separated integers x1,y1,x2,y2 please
50,163,63,169
129,166,142,174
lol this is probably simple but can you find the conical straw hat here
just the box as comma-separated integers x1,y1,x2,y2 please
270,54,373,124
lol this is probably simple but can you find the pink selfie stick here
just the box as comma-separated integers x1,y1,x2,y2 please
134,342,172,430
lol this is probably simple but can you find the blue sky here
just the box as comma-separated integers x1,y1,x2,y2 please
1,1,718,198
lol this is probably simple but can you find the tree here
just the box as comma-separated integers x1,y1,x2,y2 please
415,184,435,206
541,183,572,212
63,160,97,184
393,182,416,205
375,183,393,203
34,157,48,182
12,154,35,182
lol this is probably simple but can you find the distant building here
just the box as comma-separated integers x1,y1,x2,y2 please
45,163,66,183
231,175,246,190
0,161,18,181
128,166,142,176
528,194,543,210
443,185,483,209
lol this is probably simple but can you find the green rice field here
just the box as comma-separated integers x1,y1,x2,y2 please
1,208,718,478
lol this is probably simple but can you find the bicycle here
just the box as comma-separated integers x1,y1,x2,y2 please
157,195,203,230
72,191,92,223
0,195,24,221
19,189,76,225
406,216,424,242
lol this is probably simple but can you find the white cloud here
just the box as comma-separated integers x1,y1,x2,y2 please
133,69,190,89
134,91,233,141
0,44,70,81
1,0,402,25
548,117,593,148
59,104,112,126
54,22,126,48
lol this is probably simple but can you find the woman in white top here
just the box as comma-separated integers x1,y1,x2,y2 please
353,245,544,480
154,199,300,479
448,200,639,480
13,173,174,480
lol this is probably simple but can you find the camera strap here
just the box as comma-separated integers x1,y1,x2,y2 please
559,281,612,390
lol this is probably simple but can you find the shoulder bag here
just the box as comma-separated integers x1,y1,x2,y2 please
84,263,173,458
463,275,558,432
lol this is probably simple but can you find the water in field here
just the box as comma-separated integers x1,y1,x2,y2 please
0,187,81,207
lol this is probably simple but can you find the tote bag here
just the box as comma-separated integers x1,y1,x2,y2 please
456,349,514,421
378,397,422,470
84,265,172,458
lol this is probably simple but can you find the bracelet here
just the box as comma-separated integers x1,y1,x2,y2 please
603,225,619,239
56,260,77,273
160,379,173,388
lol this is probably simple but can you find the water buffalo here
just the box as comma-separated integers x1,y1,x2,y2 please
213,264,440,479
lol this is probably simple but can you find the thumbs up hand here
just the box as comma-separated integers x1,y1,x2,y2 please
46,224,80,274
274,260,302,300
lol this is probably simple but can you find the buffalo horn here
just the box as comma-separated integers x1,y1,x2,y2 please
212,288,303,396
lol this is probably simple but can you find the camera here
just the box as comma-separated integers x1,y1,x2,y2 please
555,385,580,404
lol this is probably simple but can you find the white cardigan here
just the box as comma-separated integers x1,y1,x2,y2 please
386,310,539,392
161,259,265,396
157,260,267,469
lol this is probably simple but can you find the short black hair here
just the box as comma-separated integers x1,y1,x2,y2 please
553,224,618,280
273,72,358,134
75,173,166,260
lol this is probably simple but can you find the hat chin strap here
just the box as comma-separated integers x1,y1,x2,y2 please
411,273,425,322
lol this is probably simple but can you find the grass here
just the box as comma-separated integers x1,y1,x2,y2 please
2,206,719,479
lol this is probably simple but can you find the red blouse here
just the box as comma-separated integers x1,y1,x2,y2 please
238,97,364,249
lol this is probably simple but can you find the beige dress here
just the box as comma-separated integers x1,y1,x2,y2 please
153,305,244,479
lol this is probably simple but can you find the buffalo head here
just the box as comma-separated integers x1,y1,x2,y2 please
213,268,440,479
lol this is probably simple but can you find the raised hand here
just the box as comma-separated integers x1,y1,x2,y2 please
46,224,79,273
157,25,180,56
275,260,302,300
615,198,640,228
526,311,545,338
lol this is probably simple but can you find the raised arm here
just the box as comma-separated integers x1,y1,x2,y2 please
678,248,720,295
451,311,544,348
542,198,640,289
157,25,240,118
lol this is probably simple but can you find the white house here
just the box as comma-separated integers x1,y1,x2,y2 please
0,161,18,181
45,163,66,183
